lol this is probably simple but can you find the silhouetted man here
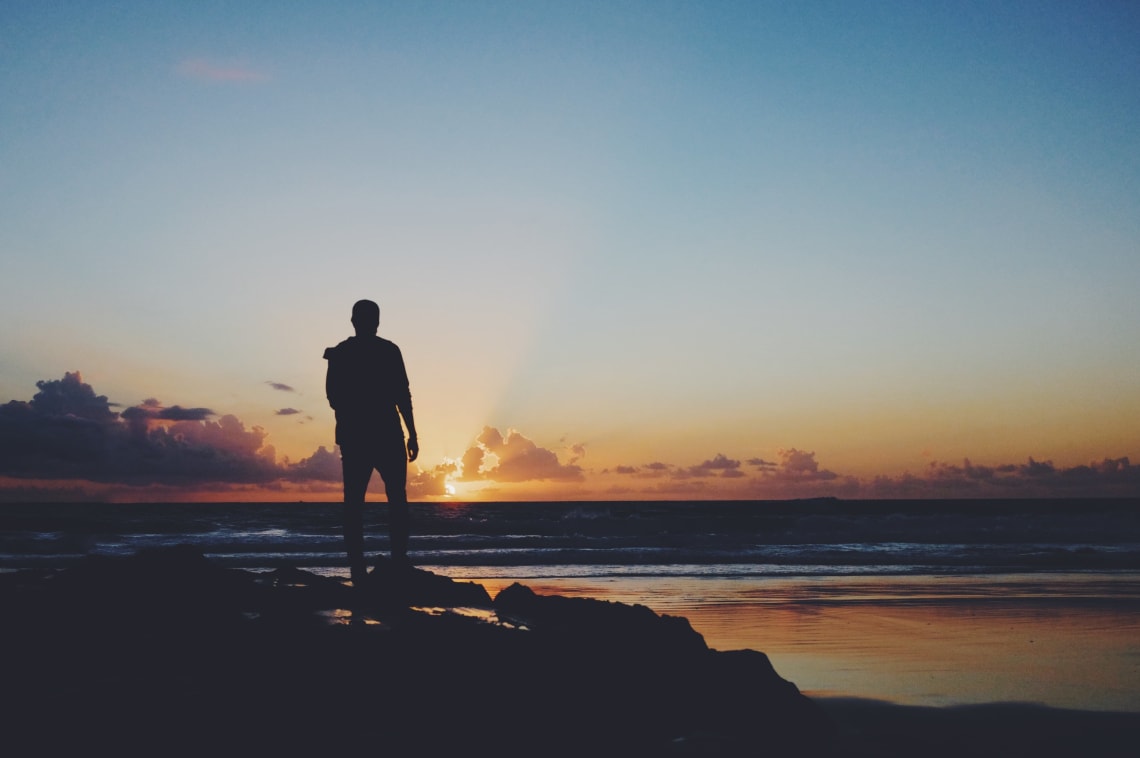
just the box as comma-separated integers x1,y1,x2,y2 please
324,299,419,585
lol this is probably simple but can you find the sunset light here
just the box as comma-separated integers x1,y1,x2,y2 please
0,3,1137,504
2,5,1139,752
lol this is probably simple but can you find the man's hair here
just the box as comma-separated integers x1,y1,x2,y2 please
351,299,380,330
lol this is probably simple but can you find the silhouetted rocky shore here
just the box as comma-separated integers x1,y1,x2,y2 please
2,546,832,756
6,546,1139,756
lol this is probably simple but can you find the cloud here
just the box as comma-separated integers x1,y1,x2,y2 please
568,442,586,464
176,58,268,83
0,373,335,489
285,446,341,483
688,453,742,478
275,408,302,416
122,399,214,423
5,374,1138,501
16,372,117,422
459,426,584,483
409,461,458,498
602,445,1140,500
458,445,486,482
769,448,838,481
605,461,674,480
266,382,295,393
864,456,1140,498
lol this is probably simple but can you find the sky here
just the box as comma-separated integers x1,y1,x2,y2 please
2,1,1139,502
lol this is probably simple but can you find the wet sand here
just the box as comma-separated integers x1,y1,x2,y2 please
459,572,1140,713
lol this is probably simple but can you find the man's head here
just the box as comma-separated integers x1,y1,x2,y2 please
351,299,380,335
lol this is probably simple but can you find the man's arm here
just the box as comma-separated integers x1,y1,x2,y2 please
398,395,418,462
322,346,339,409
393,345,418,462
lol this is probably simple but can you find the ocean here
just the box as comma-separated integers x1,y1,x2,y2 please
2,498,1138,576
3,498,1139,711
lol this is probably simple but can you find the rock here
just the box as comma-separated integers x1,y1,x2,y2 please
364,555,494,608
494,581,708,655
0,546,835,756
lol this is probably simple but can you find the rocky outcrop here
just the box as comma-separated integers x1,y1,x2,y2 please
1,547,834,756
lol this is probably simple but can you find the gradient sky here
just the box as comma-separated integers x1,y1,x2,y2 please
2,1,1139,501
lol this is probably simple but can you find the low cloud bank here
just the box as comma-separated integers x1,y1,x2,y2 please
0,374,588,501
0,373,336,490
607,447,1138,499
3,373,1136,501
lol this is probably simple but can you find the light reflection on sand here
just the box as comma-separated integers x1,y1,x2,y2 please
319,608,385,626
460,572,1140,712
410,605,528,630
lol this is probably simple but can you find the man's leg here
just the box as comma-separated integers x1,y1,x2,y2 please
340,449,373,585
376,448,410,564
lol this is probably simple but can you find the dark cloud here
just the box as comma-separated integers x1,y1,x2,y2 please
21,373,119,422
284,446,341,483
121,400,214,424
158,406,215,421
605,461,675,480
867,456,1140,498
266,381,295,393
459,426,584,483
275,408,302,416
1022,457,1056,478
0,373,338,489
611,448,1140,499
688,453,742,478
5,374,1138,500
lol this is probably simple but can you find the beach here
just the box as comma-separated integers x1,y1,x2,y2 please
3,548,1139,757
2,500,1139,754
454,572,1140,712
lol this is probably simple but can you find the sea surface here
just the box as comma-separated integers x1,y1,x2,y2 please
3,498,1139,711
3,498,1139,575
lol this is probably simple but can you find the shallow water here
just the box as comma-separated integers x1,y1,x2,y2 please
442,571,1140,712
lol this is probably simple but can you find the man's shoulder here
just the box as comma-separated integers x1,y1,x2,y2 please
359,335,401,352
323,337,353,360
374,336,401,351
323,336,401,360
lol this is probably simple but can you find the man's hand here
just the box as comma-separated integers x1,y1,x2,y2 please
407,435,419,462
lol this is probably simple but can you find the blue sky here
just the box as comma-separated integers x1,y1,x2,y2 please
2,1,1138,500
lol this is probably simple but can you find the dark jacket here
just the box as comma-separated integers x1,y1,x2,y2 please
323,335,413,449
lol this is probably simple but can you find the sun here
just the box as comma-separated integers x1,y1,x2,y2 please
444,482,457,496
